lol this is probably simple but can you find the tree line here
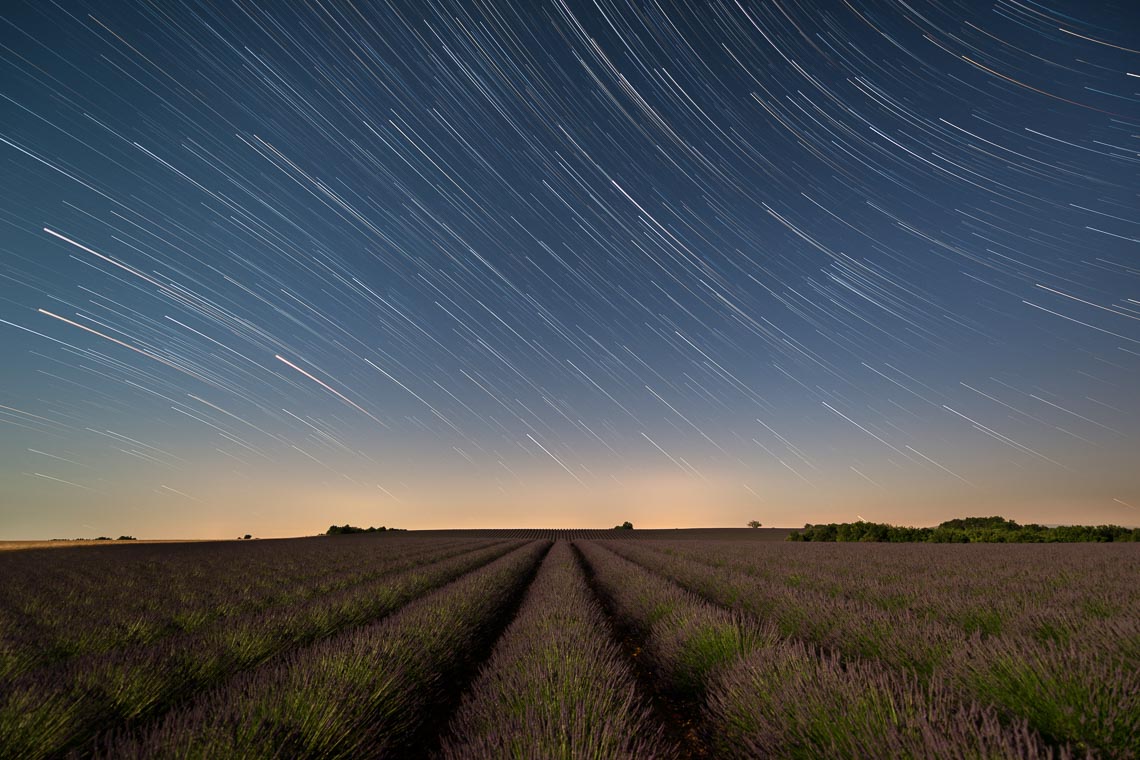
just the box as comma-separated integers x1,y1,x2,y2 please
788,515,1140,543
325,524,406,535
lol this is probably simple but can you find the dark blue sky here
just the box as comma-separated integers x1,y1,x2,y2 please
1,0,1137,537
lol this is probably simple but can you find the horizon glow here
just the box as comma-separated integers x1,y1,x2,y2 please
1,0,1137,539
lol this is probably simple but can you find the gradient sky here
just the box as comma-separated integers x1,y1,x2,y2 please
1,0,1137,539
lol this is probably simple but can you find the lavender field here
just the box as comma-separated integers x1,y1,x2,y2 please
1,534,1137,759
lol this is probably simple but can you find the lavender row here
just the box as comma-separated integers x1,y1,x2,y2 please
605,540,996,672
604,540,1136,757
577,541,1068,759
4,538,501,690
630,540,1140,641
707,645,1071,759
607,541,1127,665
0,535,478,678
102,541,550,759
437,542,670,759
0,540,522,759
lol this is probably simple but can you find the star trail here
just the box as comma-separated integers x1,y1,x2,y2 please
1,0,1137,537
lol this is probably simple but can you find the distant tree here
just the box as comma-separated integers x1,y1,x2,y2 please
748,520,762,529
613,521,634,530
938,515,1019,531
243,534,252,540
117,535,136,541
94,536,112,541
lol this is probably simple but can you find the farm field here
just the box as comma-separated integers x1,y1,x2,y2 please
411,527,795,541
1,535,1136,758
0,539,221,553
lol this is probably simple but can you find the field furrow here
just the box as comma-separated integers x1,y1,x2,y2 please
572,542,709,759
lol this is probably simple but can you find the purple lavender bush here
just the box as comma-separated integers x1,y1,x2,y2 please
706,645,1078,759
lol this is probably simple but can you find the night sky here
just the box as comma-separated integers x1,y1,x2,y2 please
1,0,1137,538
